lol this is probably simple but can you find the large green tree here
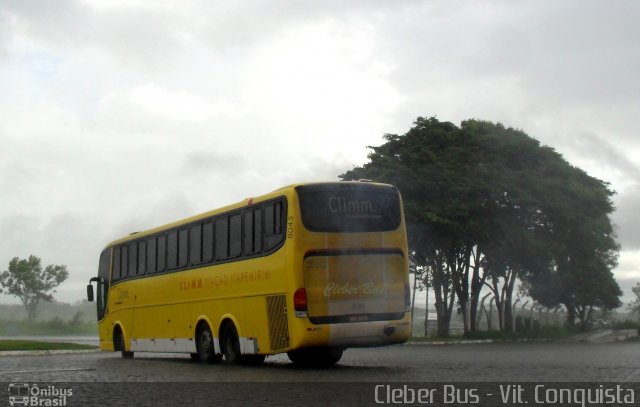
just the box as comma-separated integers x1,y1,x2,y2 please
0,255,69,322
523,162,621,327
342,116,621,334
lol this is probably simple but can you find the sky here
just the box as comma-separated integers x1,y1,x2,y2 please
1,0,639,306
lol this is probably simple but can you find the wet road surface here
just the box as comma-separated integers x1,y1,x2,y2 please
1,342,638,406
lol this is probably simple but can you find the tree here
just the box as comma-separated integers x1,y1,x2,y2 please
628,283,640,317
342,116,622,335
523,158,621,328
0,255,69,322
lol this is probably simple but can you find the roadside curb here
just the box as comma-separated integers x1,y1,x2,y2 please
0,349,100,357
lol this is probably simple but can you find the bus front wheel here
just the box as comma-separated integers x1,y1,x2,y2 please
114,328,134,359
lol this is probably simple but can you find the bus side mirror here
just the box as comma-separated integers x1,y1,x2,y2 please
87,277,99,302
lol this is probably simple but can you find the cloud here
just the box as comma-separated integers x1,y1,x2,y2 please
1,0,639,305
613,185,640,250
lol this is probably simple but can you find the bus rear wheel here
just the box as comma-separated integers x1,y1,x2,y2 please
287,347,343,367
222,323,242,364
196,323,222,364
221,323,265,365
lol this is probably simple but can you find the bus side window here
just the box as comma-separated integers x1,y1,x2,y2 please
229,213,241,258
190,223,202,265
264,201,283,251
157,234,166,272
128,242,137,277
137,240,146,276
215,216,229,260
112,246,121,281
167,230,178,270
244,208,262,255
253,208,262,253
147,237,157,273
203,221,214,263
121,245,129,280
178,228,188,268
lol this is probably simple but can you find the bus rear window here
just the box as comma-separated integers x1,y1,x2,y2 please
296,184,401,232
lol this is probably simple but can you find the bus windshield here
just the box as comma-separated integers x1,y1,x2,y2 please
296,183,401,232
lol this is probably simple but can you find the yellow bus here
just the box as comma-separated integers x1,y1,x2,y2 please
87,181,411,366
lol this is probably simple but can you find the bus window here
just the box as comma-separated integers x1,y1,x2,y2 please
190,223,202,265
178,228,188,268
128,242,137,277
97,248,110,320
112,246,121,280
203,221,214,262
157,234,166,272
244,208,262,255
253,208,262,253
147,237,157,273
137,240,146,276
167,230,178,269
215,216,229,260
264,201,284,251
296,184,401,232
121,245,129,279
229,213,241,258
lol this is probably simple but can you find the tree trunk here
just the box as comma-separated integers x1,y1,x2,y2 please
502,269,518,333
424,284,429,337
565,304,576,327
25,300,39,322
469,248,485,333
431,254,454,337
452,244,472,334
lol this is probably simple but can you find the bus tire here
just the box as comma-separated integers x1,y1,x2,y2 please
196,322,222,364
221,323,242,364
286,349,307,365
287,347,343,367
221,323,265,365
114,327,134,359
319,347,343,365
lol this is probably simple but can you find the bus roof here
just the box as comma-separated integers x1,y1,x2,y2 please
105,181,396,247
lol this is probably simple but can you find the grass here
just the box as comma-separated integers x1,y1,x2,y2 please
0,339,98,351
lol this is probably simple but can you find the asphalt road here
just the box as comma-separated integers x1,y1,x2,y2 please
1,342,638,406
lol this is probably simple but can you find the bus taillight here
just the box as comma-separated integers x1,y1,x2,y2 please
294,288,308,316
